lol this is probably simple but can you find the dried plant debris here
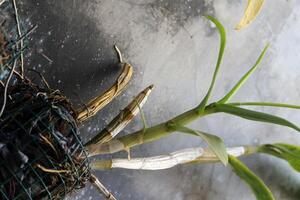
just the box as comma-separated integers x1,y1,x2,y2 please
0,22,13,77
0,2,90,200
0,30,11,71
0,81,90,199
0,1,300,200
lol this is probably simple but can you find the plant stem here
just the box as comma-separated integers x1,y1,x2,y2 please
87,104,217,156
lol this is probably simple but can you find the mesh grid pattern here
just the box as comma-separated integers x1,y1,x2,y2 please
1,3,91,199
0,82,90,200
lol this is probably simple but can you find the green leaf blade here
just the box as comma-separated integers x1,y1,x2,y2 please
219,44,269,104
228,102,300,110
229,155,275,200
259,143,300,172
173,125,228,165
198,15,226,112
215,104,300,132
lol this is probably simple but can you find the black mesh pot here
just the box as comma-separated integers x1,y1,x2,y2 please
0,81,90,200
0,3,91,199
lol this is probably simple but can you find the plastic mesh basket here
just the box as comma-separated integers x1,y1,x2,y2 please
0,81,90,200
0,2,90,200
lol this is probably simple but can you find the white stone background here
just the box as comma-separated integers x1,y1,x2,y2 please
9,0,300,199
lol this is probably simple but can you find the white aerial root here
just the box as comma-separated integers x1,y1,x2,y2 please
92,146,248,170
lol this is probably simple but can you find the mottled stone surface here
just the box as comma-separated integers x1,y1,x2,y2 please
9,0,300,199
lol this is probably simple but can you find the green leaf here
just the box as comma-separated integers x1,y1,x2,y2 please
197,15,226,113
228,102,300,110
259,143,300,172
214,104,300,132
218,44,269,104
229,155,274,200
173,125,228,165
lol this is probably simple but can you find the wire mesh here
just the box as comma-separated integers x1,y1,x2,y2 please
0,80,91,200
0,2,90,200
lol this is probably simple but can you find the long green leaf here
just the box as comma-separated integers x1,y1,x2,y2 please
229,155,274,200
259,143,300,172
228,102,300,110
197,15,226,113
215,104,300,132
218,44,269,104
173,125,228,165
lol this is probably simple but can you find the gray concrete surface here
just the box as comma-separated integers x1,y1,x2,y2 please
15,0,300,199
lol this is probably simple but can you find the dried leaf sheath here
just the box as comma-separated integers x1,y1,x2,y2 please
76,63,133,122
90,175,117,200
85,85,153,149
235,0,265,30
91,146,252,170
